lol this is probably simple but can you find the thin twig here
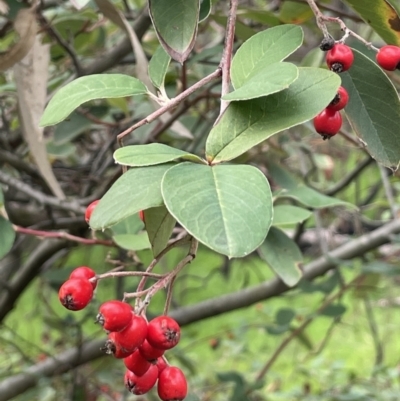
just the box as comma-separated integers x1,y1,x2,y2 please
219,0,238,116
14,226,115,247
378,164,398,219
117,69,222,144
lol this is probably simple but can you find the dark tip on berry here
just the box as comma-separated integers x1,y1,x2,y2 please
330,93,341,106
330,62,344,73
320,36,335,51
101,340,116,355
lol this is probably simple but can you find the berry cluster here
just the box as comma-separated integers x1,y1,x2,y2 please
313,41,353,140
56,201,188,400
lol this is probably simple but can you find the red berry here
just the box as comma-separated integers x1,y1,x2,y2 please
97,300,133,332
155,357,168,373
139,339,165,361
147,316,181,350
326,44,354,72
58,278,93,311
326,86,349,112
70,266,97,289
158,366,188,401
124,365,158,395
376,45,400,71
139,210,144,222
85,200,99,223
124,350,151,376
103,332,134,359
313,109,342,140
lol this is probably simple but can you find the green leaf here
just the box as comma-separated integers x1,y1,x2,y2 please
149,0,200,63
341,49,400,170
199,0,211,21
275,308,296,325
40,74,148,127
258,227,302,287
272,205,312,226
0,217,16,260
343,0,400,46
0,186,4,207
277,185,353,209
111,214,143,236
162,163,273,258
321,304,347,317
90,164,174,230
148,46,171,89
206,68,340,163
231,24,303,89
144,206,176,257
113,233,151,251
222,62,298,101
114,144,204,167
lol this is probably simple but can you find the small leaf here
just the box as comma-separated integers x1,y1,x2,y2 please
275,308,296,325
222,62,298,101
111,214,143,236
258,227,302,287
144,206,176,257
90,164,174,230
321,304,347,317
149,0,200,63
148,46,171,89
206,68,340,163
40,74,148,127
162,163,273,258
341,49,400,170
113,233,151,251
343,0,400,46
0,217,16,259
266,324,291,335
114,144,204,167
278,185,354,209
71,0,91,9
231,24,303,89
199,0,211,21
272,205,312,226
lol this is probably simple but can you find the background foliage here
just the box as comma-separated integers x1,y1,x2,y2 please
1,0,400,400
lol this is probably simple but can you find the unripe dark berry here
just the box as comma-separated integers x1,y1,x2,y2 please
58,278,93,311
319,36,335,51
376,45,400,71
326,44,354,73
97,300,133,332
85,200,99,223
327,86,349,111
70,266,97,289
147,316,181,350
313,109,342,140
158,366,188,401
124,365,158,395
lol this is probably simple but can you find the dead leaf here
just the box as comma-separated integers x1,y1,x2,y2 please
0,0,9,15
14,36,66,199
0,7,37,72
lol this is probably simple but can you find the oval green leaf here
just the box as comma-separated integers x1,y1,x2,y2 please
149,0,200,63
0,217,16,260
161,163,273,258
272,205,312,226
258,226,302,287
144,206,176,257
114,144,205,166
90,164,174,230
113,232,151,251
222,62,298,101
148,45,171,89
341,49,400,170
343,0,400,46
206,67,340,163
231,24,303,89
40,74,148,127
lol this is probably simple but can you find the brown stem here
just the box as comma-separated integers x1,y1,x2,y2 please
219,0,238,116
14,226,115,247
117,69,222,143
